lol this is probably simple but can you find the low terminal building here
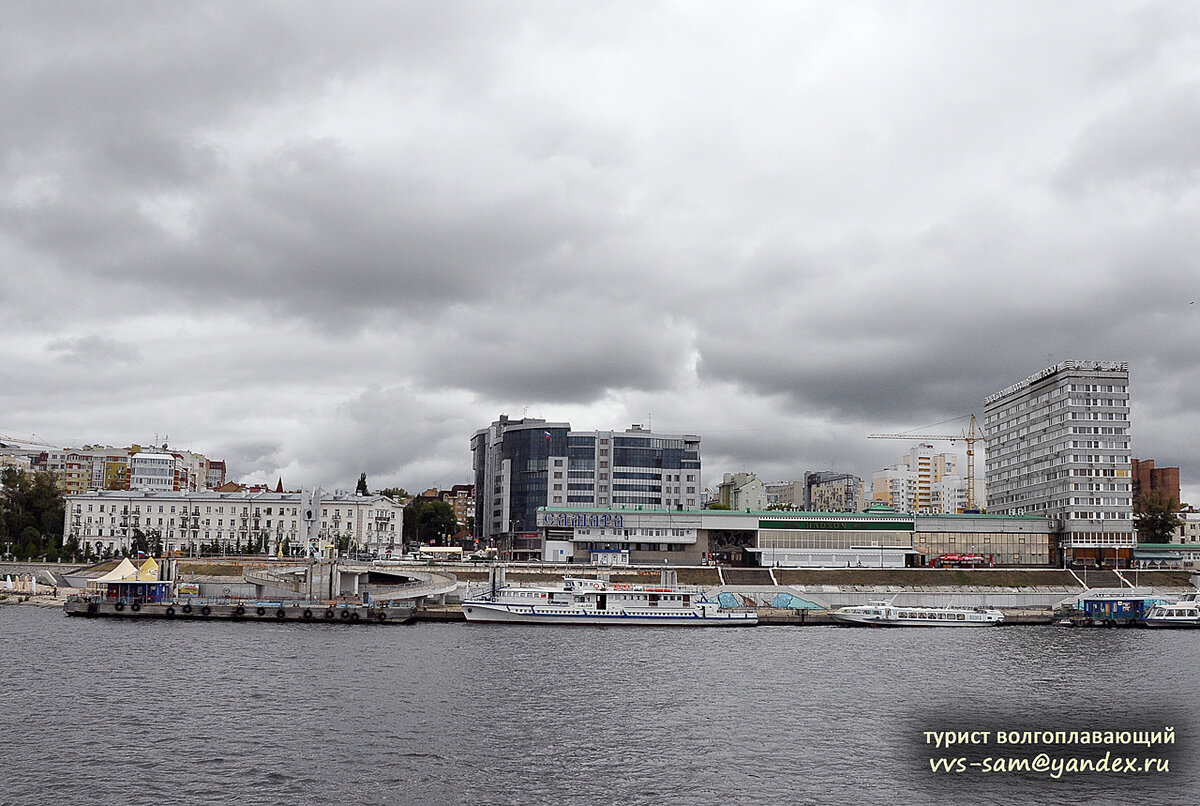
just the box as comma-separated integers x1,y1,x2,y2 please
1133,542,1200,570
535,506,1057,567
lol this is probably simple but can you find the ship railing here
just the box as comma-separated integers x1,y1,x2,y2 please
72,594,411,609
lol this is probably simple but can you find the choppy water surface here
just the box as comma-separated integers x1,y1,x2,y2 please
2,607,1197,805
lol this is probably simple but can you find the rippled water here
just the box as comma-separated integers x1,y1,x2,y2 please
2,607,1197,805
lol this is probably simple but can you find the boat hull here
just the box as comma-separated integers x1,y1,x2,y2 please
830,606,1004,627
462,601,757,626
829,613,1001,627
1141,618,1200,628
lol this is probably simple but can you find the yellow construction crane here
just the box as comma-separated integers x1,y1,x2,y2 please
868,415,983,512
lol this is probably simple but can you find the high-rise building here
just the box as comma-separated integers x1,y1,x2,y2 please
472,416,701,555
1130,459,1180,506
984,360,1133,566
871,444,964,514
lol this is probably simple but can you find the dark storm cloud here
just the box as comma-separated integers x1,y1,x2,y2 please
2,1,646,328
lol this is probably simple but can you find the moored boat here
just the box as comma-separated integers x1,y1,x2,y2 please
461,568,756,626
1141,601,1200,628
830,599,1003,627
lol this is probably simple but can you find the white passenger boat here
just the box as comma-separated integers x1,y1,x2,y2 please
830,600,1004,627
1141,601,1200,628
462,569,756,626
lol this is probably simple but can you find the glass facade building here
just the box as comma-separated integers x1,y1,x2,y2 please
472,417,702,548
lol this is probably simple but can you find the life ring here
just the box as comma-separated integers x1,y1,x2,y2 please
114,601,125,612
130,602,141,612
340,609,351,620
234,605,246,616
165,606,176,617
200,605,211,616
324,608,335,620
275,608,286,619
182,603,193,614
302,608,313,620
86,602,97,615
350,611,360,621
376,611,387,622
256,606,266,617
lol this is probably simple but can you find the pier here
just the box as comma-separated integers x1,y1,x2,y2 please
63,597,415,624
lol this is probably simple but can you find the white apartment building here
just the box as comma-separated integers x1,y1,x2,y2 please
871,444,965,514
718,472,768,511
1175,511,1200,544
63,489,404,558
984,360,1133,566
129,453,177,491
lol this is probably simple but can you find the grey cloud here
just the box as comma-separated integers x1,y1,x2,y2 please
4,2,1200,507
47,335,142,365
1055,85,1200,196
413,295,694,402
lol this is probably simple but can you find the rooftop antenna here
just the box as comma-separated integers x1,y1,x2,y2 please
647,412,652,431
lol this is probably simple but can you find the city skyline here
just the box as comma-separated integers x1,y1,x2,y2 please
3,3,1199,506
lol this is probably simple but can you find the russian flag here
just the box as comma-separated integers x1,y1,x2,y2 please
544,431,552,439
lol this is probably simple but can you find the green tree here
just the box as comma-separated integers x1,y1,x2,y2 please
131,528,150,556
356,472,370,496
404,498,457,547
63,536,81,562
378,487,410,502
1135,490,1184,544
19,525,40,558
1,469,65,558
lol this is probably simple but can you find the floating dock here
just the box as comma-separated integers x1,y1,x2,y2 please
64,598,414,624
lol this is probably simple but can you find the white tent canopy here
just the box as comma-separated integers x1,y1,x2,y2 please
92,558,139,583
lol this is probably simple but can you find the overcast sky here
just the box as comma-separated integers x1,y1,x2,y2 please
3,1,1199,505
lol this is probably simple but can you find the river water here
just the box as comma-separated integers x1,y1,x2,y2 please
1,606,1196,805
